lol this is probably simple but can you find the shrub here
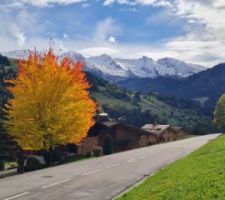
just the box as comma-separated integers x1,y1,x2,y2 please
0,161,5,171
52,149,63,163
24,157,43,172
7,162,17,169
93,147,102,157
86,152,92,157
43,149,63,165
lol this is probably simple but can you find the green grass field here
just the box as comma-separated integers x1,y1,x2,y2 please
117,134,225,200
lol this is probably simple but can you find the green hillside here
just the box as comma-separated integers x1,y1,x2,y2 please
87,73,213,133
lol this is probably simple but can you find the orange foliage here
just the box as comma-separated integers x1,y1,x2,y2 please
4,49,96,150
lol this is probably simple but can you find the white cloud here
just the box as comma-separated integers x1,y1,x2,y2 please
152,0,173,8
135,0,172,7
103,0,172,7
105,0,225,66
213,0,225,9
103,0,132,6
1,0,225,67
0,0,86,7
79,42,225,67
63,33,69,39
81,3,90,7
161,0,225,66
103,0,114,6
10,24,26,46
78,46,119,57
77,44,183,62
0,5,46,51
108,36,116,43
119,7,137,12
93,17,122,42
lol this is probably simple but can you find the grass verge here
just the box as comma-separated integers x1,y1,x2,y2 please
117,134,225,200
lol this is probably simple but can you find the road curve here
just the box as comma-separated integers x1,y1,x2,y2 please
0,134,220,200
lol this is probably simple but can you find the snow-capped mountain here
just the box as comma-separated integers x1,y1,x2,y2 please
115,56,159,78
3,49,31,59
2,50,205,80
58,51,109,78
59,51,86,65
87,54,132,78
87,55,205,79
157,58,205,77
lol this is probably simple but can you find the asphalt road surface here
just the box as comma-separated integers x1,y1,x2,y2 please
0,134,220,200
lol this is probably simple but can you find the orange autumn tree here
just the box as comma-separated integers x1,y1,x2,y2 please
4,49,96,152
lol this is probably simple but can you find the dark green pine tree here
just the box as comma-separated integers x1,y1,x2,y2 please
0,115,18,169
0,54,10,66
0,59,18,170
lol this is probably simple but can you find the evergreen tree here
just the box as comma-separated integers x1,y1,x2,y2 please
0,113,18,168
214,94,225,129
0,54,10,66
0,60,18,170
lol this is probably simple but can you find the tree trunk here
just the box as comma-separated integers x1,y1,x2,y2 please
44,134,54,167
17,150,26,174
49,145,53,166
48,134,54,166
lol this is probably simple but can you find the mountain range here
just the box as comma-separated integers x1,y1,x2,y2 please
2,50,205,81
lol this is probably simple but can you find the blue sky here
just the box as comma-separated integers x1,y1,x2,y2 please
0,0,225,66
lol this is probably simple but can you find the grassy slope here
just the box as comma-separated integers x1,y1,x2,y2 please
88,73,212,132
118,134,225,200
93,91,209,129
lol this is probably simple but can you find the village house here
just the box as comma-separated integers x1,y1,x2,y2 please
77,113,189,156
77,121,158,156
142,124,187,142
173,126,189,138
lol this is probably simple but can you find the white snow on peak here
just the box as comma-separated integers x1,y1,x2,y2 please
87,54,130,77
115,56,159,78
59,51,86,65
157,58,204,77
2,49,31,59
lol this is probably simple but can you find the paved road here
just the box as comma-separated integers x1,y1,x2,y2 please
0,134,220,200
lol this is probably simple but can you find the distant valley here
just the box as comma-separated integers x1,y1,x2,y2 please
118,63,225,113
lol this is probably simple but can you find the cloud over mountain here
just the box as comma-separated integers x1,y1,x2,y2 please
0,0,224,67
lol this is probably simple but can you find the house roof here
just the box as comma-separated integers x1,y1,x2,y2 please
142,124,170,135
102,121,119,127
172,126,182,131
99,113,108,116
88,121,156,137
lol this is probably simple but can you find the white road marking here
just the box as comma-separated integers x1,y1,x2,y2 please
81,169,102,176
42,178,71,189
4,192,29,200
106,163,120,169
127,159,136,163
